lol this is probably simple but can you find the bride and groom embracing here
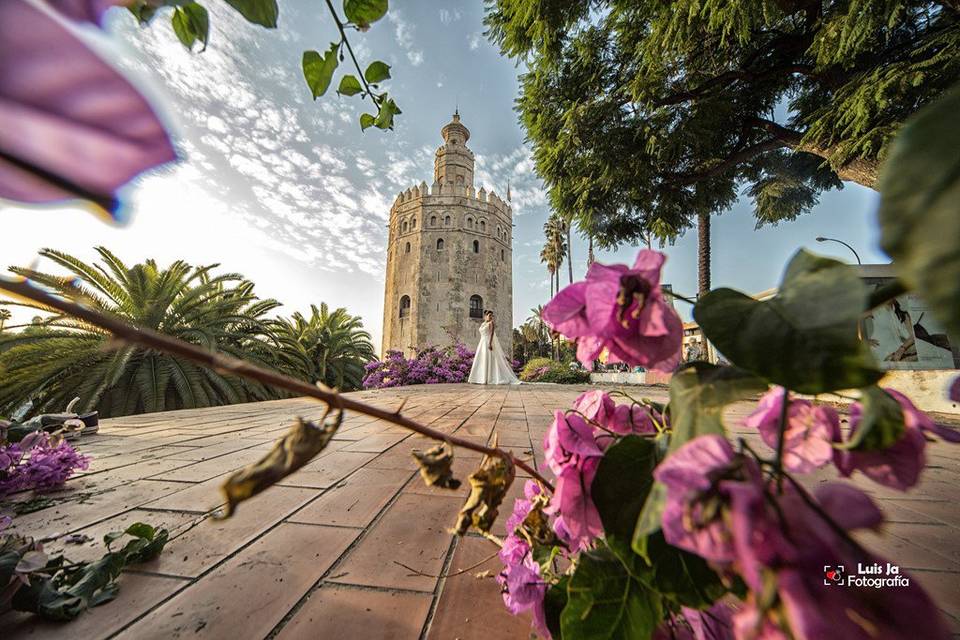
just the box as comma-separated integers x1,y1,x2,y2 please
467,310,522,385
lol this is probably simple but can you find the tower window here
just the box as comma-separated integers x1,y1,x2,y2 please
466,216,473,229
437,238,444,251
402,221,408,233
399,295,411,318
501,249,504,261
469,295,483,319
473,240,479,253
411,218,417,229
480,220,486,232
456,175,464,185
405,242,411,254
430,215,437,226
444,215,451,226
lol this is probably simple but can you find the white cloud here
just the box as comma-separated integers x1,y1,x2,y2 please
468,32,483,51
439,9,462,24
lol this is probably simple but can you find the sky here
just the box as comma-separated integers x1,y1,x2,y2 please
3,0,890,349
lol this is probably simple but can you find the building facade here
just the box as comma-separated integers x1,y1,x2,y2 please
381,113,513,356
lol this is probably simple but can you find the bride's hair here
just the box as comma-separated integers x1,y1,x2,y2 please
484,310,494,318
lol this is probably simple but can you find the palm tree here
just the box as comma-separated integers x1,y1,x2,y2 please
527,306,547,357
698,211,711,296
276,303,375,391
0,247,291,418
543,214,567,295
0,309,10,331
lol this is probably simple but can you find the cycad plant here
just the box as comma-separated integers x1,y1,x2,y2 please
276,303,375,391
0,248,293,418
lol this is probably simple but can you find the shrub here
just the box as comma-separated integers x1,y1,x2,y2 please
362,343,475,389
519,357,554,381
536,368,591,384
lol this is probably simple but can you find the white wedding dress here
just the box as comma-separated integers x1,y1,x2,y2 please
468,321,521,385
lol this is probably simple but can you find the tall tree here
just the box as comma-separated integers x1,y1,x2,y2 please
0,309,9,332
486,1,960,290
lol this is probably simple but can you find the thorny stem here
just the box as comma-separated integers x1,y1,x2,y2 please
774,387,789,493
662,289,698,305
0,277,554,492
780,472,874,561
323,0,380,110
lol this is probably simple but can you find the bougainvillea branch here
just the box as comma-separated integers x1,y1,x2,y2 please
0,276,552,490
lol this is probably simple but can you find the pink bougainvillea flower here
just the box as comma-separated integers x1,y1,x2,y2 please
836,388,960,490
744,387,838,474
950,376,960,402
543,411,602,475
572,390,616,425
546,457,603,546
729,479,949,640
682,601,738,640
0,0,176,219
541,250,683,371
47,0,127,25
608,402,659,436
654,434,754,563
497,546,550,638
732,601,790,640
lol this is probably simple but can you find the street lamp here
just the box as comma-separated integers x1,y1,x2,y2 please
815,236,862,265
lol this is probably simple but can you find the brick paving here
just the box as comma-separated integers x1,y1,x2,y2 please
2,384,958,638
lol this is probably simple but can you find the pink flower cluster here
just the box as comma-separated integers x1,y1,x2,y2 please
744,386,960,490
497,480,550,638
654,434,950,639
541,250,683,371
0,432,89,497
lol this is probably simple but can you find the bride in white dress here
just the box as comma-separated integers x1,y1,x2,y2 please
468,311,521,385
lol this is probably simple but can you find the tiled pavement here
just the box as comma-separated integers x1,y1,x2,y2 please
2,383,958,638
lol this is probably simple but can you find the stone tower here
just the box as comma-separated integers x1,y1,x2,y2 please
381,112,513,357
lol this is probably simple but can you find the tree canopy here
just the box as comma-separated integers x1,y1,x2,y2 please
485,0,960,246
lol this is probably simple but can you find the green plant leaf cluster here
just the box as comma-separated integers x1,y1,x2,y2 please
171,2,209,52
5,522,169,621
0,248,375,418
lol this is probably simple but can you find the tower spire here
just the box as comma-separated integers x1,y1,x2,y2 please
506,179,511,202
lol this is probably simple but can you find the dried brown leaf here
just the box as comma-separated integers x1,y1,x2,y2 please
217,409,342,518
411,442,461,489
452,452,515,535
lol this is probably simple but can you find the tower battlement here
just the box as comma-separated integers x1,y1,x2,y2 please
381,113,514,358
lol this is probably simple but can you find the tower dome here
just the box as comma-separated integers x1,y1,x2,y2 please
434,110,475,188
440,110,470,144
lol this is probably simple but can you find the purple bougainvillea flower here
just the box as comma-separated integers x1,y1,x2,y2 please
541,250,683,371
836,388,959,490
608,403,658,435
682,601,738,640
47,0,127,25
654,435,748,563
572,390,616,424
950,376,960,402
0,0,176,219
744,387,838,474
546,457,603,546
732,602,791,640
497,545,550,638
543,411,602,475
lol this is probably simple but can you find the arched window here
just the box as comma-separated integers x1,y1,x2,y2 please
444,215,451,226
480,220,486,232
436,238,444,251
399,295,411,318
430,215,437,226
473,240,479,253
469,295,483,319
501,249,505,262
496,225,502,238
411,218,417,229
466,216,474,229
456,175,464,185
405,242,411,254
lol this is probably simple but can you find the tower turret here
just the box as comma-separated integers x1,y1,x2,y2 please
433,110,475,188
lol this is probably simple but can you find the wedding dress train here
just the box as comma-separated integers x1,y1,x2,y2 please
468,320,521,385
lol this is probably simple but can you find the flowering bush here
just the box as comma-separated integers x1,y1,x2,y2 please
0,432,89,498
362,343,475,389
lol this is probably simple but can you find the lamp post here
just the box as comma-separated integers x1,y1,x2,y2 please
815,236,862,265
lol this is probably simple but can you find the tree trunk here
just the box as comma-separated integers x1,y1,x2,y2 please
588,235,594,268
566,223,573,284
697,211,711,297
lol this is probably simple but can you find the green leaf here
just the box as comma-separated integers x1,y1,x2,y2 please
171,3,208,52
364,60,391,83
373,94,401,130
223,0,277,27
839,386,906,451
302,44,341,99
127,1,159,24
337,74,363,96
632,482,667,548
124,522,156,540
694,249,883,393
343,0,388,28
359,113,376,130
592,436,657,544
666,362,766,454
561,548,662,639
543,576,569,639
636,532,727,609
879,85,960,341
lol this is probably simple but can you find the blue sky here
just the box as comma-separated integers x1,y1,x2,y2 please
4,0,889,347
